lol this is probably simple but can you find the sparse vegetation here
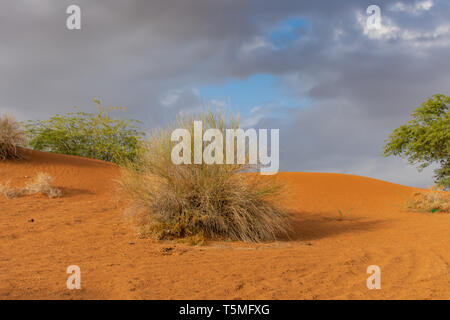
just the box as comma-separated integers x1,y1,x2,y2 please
25,99,146,164
383,94,449,189
119,110,290,243
0,113,27,160
337,207,354,221
0,172,62,199
0,181,18,198
407,186,449,213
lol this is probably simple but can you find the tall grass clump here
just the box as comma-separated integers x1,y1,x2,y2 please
119,110,291,243
0,113,27,160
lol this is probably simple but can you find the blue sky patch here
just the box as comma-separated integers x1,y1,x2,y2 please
199,74,298,116
269,17,309,48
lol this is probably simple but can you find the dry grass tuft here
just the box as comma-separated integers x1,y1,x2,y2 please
0,181,20,199
407,186,450,213
0,172,62,199
119,111,291,243
24,172,63,198
0,113,27,160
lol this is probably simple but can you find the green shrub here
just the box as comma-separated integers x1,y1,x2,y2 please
25,99,145,164
119,110,291,243
383,94,450,189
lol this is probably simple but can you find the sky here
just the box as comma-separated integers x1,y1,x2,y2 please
0,0,449,187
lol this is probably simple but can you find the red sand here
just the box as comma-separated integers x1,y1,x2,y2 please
0,150,449,299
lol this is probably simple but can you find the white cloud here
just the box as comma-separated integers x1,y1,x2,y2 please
357,12,400,40
160,90,183,107
357,8,450,47
239,37,274,55
391,0,434,14
241,101,278,128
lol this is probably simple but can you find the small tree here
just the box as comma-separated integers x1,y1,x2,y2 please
383,94,449,188
26,99,145,164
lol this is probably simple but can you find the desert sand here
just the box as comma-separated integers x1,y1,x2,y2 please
0,150,448,300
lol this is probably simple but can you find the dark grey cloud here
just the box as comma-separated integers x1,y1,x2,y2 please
0,0,448,187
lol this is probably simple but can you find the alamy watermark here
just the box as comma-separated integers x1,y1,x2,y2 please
366,5,382,30
366,265,381,289
171,121,279,175
66,5,81,30
66,265,81,290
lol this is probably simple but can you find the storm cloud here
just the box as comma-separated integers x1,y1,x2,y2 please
1,0,449,187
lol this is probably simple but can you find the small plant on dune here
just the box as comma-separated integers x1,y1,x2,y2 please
407,186,449,213
119,110,290,243
337,207,354,221
0,113,27,160
0,181,19,199
25,99,146,164
24,172,63,198
0,172,62,199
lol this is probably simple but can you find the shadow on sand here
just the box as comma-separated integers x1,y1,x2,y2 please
59,187,94,197
280,210,389,242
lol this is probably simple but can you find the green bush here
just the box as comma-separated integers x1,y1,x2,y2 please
25,99,145,164
383,94,449,189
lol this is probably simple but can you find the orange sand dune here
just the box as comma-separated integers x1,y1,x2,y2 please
0,150,449,299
